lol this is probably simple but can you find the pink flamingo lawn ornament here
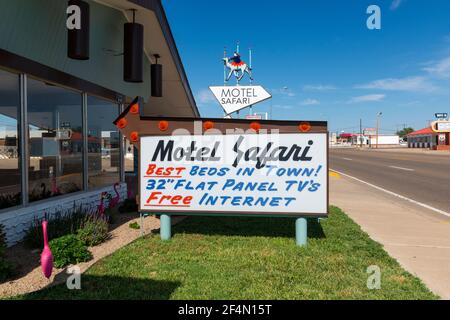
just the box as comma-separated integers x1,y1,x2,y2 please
51,175,60,195
97,192,107,216
40,221,53,279
109,183,120,209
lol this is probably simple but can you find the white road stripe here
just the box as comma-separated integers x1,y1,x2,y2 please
331,169,450,218
342,158,353,161
388,166,415,172
387,243,450,250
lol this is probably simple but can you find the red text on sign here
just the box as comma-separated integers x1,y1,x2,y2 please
145,164,186,177
145,192,193,207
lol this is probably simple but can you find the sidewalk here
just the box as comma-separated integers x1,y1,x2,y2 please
333,146,450,156
330,173,450,299
1,214,165,298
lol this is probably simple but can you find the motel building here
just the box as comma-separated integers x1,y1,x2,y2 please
407,123,450,150
0,0,199,245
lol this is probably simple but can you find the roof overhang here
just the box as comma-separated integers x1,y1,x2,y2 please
94,0,199,118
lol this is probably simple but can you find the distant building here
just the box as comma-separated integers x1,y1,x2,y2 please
338,133,353,144
336,133,400,147
407,126,450,150
329,132,337,145
365,135,400,147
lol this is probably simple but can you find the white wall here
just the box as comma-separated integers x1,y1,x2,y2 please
369,135,400,145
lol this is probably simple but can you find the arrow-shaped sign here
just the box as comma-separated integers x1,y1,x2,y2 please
209,85,272,115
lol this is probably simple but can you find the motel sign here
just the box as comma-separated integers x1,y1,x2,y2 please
209,85,272,115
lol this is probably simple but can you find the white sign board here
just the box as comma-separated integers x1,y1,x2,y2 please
139,133,328,216
57,129,72,140
209,86,272,115
364,128,377,136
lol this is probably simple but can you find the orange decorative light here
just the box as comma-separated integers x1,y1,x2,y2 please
116,118,127,129
158,120,169,132
203,121,214,131
299,122,312,133
250,122,261,132
130,103,139,114
130,131,139,142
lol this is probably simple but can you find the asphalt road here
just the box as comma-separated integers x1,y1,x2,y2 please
330,148,450,213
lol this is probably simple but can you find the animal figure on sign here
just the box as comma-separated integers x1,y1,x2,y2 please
40,220,53,279
109,183,120,209
223,52,253,82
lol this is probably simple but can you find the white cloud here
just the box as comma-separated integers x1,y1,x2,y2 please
272,87,296,97
303,85,336,91
300,98,320,106
196,89,216,104
274,104,294,110
423,57,450,78
355,76,436,92
390,0,404,10
348,94,385,104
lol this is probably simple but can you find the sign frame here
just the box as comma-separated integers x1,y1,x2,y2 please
114,98,329,245
432,121,450,133
114,116,330,218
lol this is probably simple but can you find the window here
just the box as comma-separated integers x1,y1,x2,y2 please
0,69,21,209
27,78,83,202
87,96,120,189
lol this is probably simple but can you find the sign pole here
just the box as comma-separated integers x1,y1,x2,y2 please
140,212,144,237
249,47,253,116
296,218,308,247
160,214,172,241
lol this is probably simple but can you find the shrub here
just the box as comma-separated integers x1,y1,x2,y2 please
129,222,140,230
119,199,138,213
49,235,93,268
0,224,12,282
77,215,109,247
24,204,94,249
0,192,20,210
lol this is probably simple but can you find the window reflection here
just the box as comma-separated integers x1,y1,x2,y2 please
124,138,135,173
28,79,83,202
87,96,120,189
0,70,21,209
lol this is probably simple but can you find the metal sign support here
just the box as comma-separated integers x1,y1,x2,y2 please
296,218,308,247
160,214,172,241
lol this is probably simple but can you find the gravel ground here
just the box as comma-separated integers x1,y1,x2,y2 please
0,213,169,298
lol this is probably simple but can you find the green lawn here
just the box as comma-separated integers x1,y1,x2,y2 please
17,206,437,300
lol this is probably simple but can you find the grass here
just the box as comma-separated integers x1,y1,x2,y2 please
15,206,437,300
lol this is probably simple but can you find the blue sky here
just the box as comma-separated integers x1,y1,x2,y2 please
163,0,450,134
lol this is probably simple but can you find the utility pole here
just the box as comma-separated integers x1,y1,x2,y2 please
376,112,382,149
249,47,253,116
360,118,363,147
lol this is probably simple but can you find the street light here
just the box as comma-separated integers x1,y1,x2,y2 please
376,112,383,149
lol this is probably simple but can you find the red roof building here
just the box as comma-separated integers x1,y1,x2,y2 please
407,127,434,136
407,127,449,150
